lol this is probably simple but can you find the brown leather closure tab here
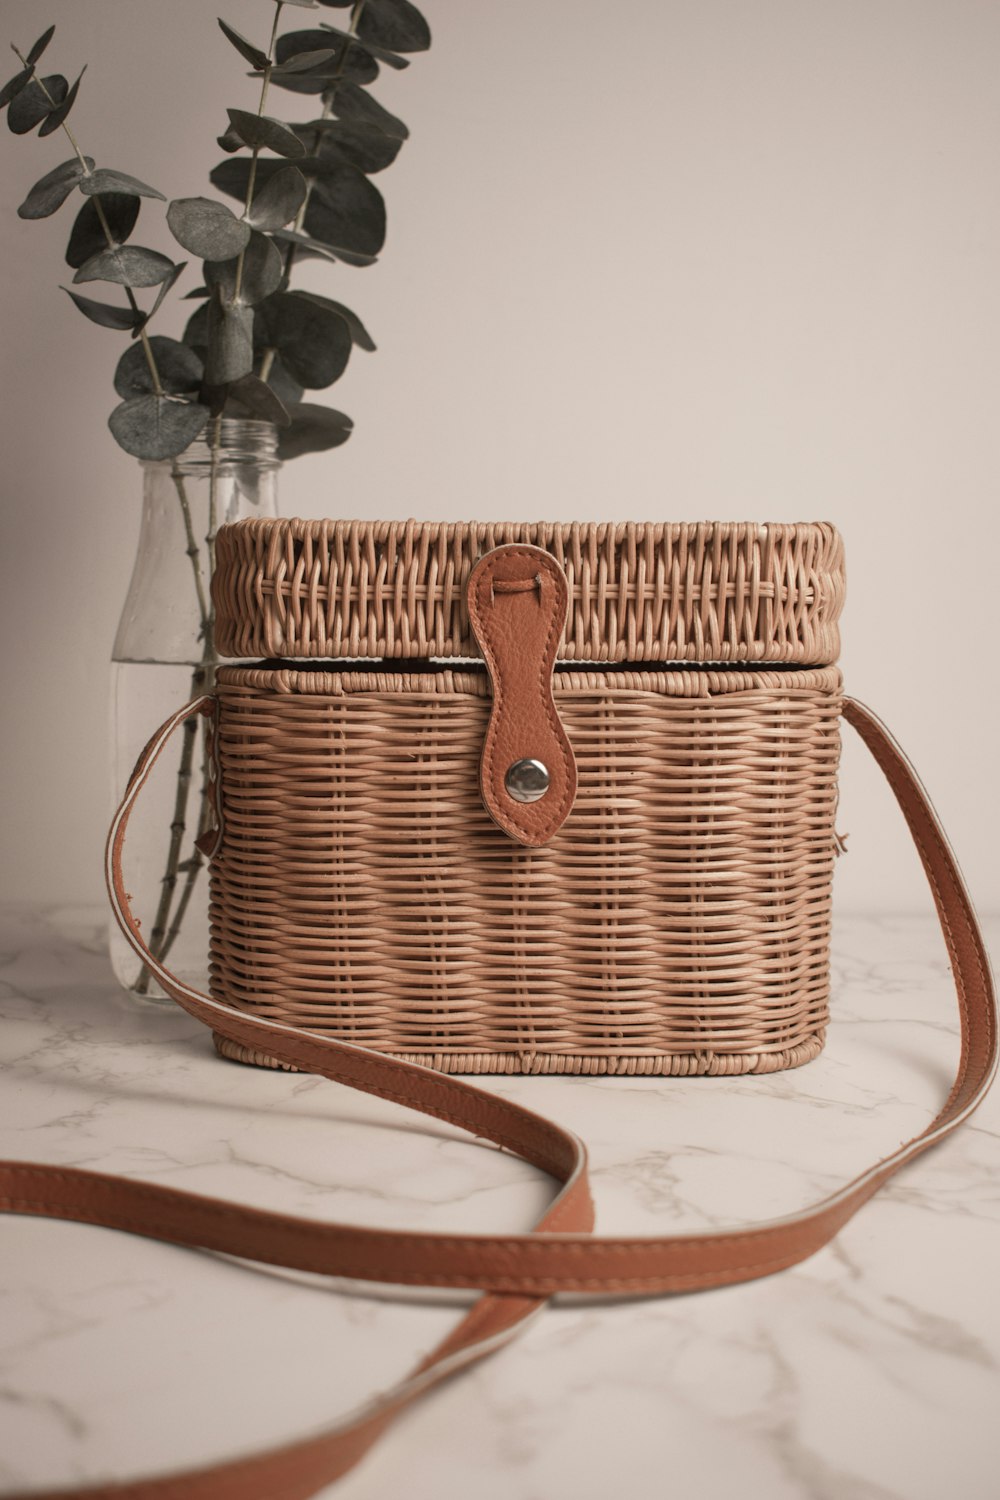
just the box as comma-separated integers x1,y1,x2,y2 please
467,544,578,846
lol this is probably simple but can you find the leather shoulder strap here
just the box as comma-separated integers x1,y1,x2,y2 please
0,696,994,1499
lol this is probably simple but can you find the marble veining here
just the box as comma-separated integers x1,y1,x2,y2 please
1,905,998,1499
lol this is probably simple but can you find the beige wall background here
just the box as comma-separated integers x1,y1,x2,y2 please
1,0,997,917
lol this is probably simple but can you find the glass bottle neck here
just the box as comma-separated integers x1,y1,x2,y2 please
113,421,280,666
143,419,280,476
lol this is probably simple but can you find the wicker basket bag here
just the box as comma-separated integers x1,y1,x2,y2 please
1,517,994,1500
208,517,846,1076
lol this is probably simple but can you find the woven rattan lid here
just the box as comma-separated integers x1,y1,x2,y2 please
213,518,844,664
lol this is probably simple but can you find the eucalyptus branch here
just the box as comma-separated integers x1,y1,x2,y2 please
4,4,431,990
16,53,168,376
259,1,284,117
10,42,87,169
12,48,171,398
7,5,429,461
279,96,334,288
281,0,367,289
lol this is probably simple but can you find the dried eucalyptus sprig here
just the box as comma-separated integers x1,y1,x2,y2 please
3,0,431,463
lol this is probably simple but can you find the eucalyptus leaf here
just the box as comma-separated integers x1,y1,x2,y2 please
274,25,344,55
18,155,94,220
0,67,33,110
239,231,285,300
304,165,385,257
39,66,85,136
108,394,211,461
216,125,244,153
258,355,304,408
217,19,269,71
318,22,408,69
303,117,403,173
205,229,282,304
144,260,188,329
269,47,341,75
62,286,145,331
211,153,316,203
277,402,353,460
256,290,351,388
266,69,333,97
246,165,307,230
204,298,255,385
354,0,431,54
226,373,291,426
182,285,211,300
114,335,203,398
26,25,56,66
73,245,176,291
225,109,305,158
167,196,251,260
269,226,377,267
324,80,408,139
272,30,378,89
294,291,375,351
73,197,124,257
8,75,66,135
280,0,320,7
74,244,177,288
65,193,140,265
181,301,210,354
80,169,165,201
212,159,382,263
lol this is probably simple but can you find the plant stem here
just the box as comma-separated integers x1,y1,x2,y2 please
132,660,208,992
233,1,283,303
129,466,212,993
170,465,211,640
156,709,215,967
133,454,221,995
260,2,284,117
206,412,223,597
156,845,204,968
89,192,164,391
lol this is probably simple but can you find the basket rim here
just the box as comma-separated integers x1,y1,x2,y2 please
212,517,845,667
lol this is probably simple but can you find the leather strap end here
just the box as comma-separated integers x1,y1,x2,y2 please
467,545,577,847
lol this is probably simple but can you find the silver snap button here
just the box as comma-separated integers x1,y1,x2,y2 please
505,758,550,803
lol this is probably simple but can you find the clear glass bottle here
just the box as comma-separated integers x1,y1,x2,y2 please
110,419,280,1002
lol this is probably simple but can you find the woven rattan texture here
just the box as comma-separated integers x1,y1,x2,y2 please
209,664,843,1076
213,519,845,664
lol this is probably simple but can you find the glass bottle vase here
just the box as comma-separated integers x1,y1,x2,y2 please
110,419,280,1002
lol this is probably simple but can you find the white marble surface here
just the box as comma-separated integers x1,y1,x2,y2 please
2,904,999,1500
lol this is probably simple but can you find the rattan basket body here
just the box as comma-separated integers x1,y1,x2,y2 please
209,520,845,1076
